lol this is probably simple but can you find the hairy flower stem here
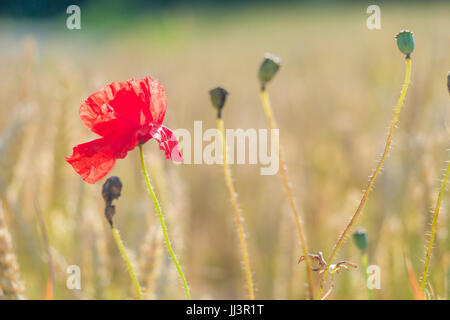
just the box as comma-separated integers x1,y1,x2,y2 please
317,57,412,299
111,227,143,300
138,144,191,299
421,158,450,292
217,117,255,300
361,253,372,299
260,88,314,300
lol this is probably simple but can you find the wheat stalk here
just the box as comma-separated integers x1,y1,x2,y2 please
0,201,25,299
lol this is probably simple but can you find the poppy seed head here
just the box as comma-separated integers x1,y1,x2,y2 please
259,53,281,89
104,205,116,227
395,30,414,58
353,228,368,253
209,87,228,118
102,176,122,227
102,176,123,203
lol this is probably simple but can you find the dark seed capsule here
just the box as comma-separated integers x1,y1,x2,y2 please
102,176,123,203
209,87,228,117
258,53,281,88
395,30,414,57
353,228,368,253
105,205,115,227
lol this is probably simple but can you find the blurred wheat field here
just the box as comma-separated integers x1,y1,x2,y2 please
0,3,449,299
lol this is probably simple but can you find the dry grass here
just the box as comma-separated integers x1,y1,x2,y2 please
0,202,25,299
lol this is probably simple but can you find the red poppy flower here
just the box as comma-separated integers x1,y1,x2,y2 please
66,76,183,184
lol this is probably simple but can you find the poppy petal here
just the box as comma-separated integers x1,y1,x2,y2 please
151,126,184,162
65,138,117,184
68,76,178,184
145,77,167,125
80,77,167,137
122,77,167,125
80,81,131,136
66,128,141,184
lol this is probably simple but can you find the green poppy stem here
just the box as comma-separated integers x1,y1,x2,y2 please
421,158,450,292
260,88,314,300
217,117,255,300
111,226,144,300
361,253,372,300
138,144,191,299
317,57,412,300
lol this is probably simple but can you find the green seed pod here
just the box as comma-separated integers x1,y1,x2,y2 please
395,30,414,57
258,53,281,89
353,228,368,253
209,87,228,118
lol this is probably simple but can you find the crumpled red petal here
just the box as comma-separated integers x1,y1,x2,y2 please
127,77,167,125
79,81,128,137
66,129,140,184
151,125,184,162
79,77,167,137
65,138,117,184
67,76,182,184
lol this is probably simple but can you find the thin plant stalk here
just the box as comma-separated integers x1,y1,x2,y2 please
217,118,255,300
317,57,412,299
404,253,425,300
138,144,191,300
111,227,144,300
260,89,314,300
421,158,450,292
361,253,372,299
